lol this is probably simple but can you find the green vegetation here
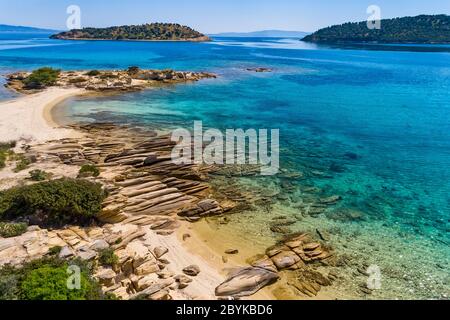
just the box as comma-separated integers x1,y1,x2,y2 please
29,169,52,181
51,23,209,41
0,257,106,300
78,164,100,178
98,248,119,267
85,70,101,76
302,15,450,44
0,179,107,226
23,67,60,89
68,77,88,84
0,222,28,238
12,154,31,172
0,142,15,170
48,246,63,256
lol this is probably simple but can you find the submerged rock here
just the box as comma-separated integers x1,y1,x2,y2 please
215,267,279,297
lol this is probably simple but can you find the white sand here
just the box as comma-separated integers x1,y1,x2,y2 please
0,87,85,143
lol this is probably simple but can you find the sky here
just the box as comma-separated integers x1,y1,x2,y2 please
0,0,449,33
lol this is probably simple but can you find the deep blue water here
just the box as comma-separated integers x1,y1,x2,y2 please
0,33,449,297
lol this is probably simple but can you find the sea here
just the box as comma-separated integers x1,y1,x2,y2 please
0,32,449,299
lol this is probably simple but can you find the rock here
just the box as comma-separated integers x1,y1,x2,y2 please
125,241,150,268
271,251,301,270
149,289,171,300
135,260,160,276
182,233,191,241
183,265,200,276
95,268,117,287
225,249,239,255
136,275,157,291
265,245,289,258
320,195,342,204
246,67,273,73
270,225,291,234
215,267,279,297
251,257,278,273
153,246,169,259
77,246,97,261
316,229,331,241
157,271,174,279
91,239,109,251
59,246,74,259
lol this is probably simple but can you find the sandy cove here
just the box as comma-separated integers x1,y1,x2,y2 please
0,86,277,300
0,87,84,143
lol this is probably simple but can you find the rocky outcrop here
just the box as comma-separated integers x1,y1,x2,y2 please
5,68,217,94
215,267,279,297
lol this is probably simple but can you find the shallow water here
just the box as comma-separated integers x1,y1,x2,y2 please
1,34,449,298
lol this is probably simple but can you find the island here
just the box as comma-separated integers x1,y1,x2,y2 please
50,23,211,41
302,14,450,44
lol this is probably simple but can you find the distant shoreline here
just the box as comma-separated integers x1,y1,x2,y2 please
51,37,211,42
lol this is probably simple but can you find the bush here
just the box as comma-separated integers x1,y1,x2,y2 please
12,154,31,172
68,77,88,84
0,222,28,238
0,142,15,170
98,248,119,267
29,169,51,181
48,246,62,256
85,70,100,76
78,164,100,178
23,67,61,89
0,179,108,226
0,257,105,300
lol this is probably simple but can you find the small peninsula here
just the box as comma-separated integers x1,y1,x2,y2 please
50,23,210,41
302,14,450,44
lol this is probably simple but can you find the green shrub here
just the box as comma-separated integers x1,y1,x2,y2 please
68,77,87,84
85,70,100,76
0,179,107,226
11,153,31,172
78,164,100,178
29,169,51,181
23,67,61,89
98,248,119,267
48,246,62,256
0,222,28,238
0,257,105,300
0,142,15,170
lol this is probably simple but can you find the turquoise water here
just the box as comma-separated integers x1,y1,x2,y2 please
1,33,449,298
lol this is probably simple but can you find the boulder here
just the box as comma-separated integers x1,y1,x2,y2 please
215,267,279,297
153,246,169,259
91,239,109,251
271,251,300,270
59,246,74,259
183,265,200,276
135,260,160,276
95,268,117,287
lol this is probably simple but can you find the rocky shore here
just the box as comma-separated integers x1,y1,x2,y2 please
5,67,217,94
0,67,344,300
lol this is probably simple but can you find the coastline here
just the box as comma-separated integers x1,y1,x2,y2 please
0,87,85,143
0,86,276,300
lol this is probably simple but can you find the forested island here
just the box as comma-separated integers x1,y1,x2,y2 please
302,15,450,44
50,23,210,41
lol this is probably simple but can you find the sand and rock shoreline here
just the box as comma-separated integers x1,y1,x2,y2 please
0,68,343,300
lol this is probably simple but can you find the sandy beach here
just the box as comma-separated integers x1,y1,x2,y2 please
0,87,85,143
